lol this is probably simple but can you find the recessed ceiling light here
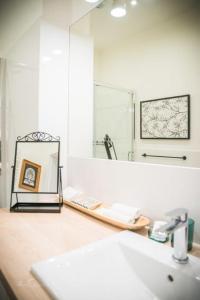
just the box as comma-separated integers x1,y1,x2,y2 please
85,0,99,3
130,0,138,6
111,0,127,18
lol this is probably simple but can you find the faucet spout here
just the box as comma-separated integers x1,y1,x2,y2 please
159,217,185,234
159,208,189,264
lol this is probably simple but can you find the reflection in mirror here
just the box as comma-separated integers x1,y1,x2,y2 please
10,132,62,213
69,0,200,167
94,84,134,161
14,142,59,193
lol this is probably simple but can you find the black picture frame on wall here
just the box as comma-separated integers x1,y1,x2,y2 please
140,94,190,139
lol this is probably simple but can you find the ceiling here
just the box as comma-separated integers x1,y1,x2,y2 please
71,0,199,51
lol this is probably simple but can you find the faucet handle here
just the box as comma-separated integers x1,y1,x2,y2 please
166,208,188,221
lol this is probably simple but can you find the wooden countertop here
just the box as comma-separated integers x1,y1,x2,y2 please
0,206,120,300
0,206,199,300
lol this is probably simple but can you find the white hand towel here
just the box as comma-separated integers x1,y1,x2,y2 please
63,186,81,200
152,221,167,232
111,203,141,219
96,207,135,224
151,221,168,241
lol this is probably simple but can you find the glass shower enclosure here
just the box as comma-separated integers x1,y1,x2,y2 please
93,83,135,161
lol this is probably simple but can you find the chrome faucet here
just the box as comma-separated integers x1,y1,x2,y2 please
159,208,189,264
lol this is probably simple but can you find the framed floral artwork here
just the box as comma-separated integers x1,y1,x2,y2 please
140,95,190,139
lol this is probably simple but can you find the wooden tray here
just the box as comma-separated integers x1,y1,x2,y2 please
64,199,150,230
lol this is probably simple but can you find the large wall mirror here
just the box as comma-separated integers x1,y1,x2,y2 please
69,0,200,167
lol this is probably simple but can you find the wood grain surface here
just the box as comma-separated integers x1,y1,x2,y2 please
0,206,199,300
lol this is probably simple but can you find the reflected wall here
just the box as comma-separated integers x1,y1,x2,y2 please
69,0,200,167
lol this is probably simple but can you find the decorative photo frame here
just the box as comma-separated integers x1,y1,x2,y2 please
18,159,41,192
140,95,190,139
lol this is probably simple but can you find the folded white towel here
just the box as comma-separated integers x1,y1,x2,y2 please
96,207,135,224
152,221,167,232
151,221,168,242
63,186,82,200
111,203,141,220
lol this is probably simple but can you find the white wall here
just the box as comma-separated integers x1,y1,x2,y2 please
6,20,40,139
0,0,42,57
1,20,41,207
0,59,7,208
95,7,200,167
69,18,94,158
68,157,200,242
0,0,70,207
38,20,69,183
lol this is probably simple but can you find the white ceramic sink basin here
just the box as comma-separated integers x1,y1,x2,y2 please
31,231,200,300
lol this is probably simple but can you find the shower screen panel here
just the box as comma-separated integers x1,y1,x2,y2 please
93,84,135,161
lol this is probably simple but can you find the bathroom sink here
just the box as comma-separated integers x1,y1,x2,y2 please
31,231,200,300
120,237,200,300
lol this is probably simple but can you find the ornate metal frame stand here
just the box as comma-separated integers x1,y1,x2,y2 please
10,132,63,213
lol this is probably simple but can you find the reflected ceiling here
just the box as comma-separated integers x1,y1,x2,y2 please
89,0,199,50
